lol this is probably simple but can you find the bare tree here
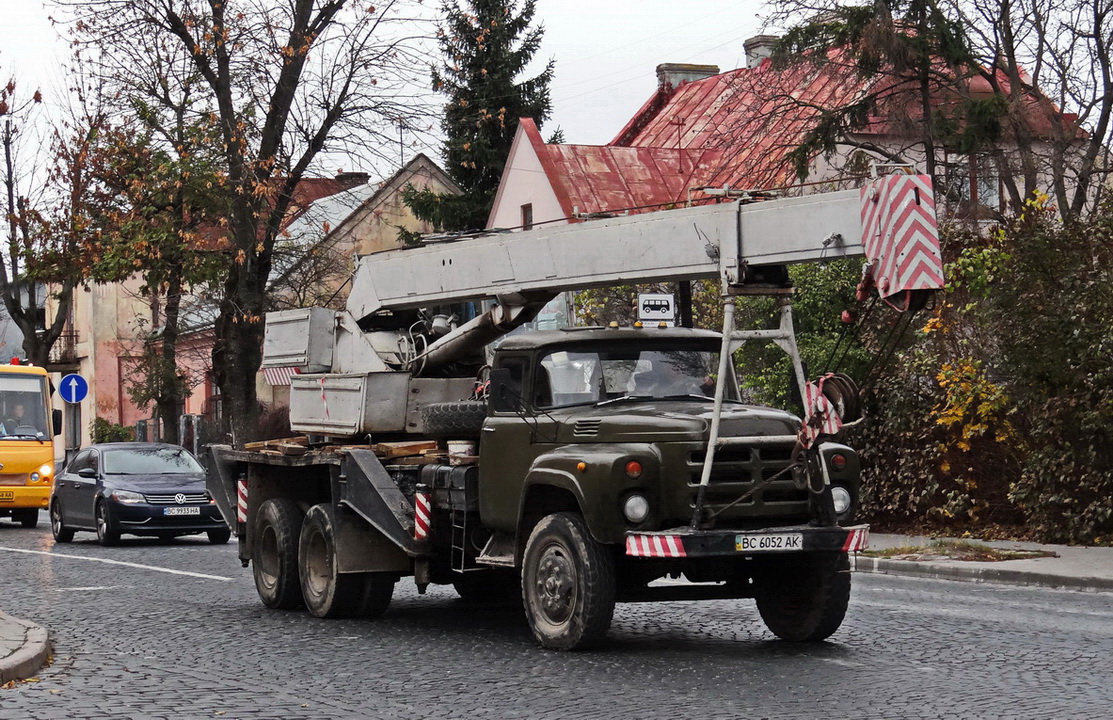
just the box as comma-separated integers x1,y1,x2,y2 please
62,0,436,444
760,0,1109,220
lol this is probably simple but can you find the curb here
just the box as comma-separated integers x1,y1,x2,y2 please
0,611,51,684
852,555,1113,593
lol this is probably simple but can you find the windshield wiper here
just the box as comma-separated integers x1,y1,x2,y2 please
595,395,654,407
660,394,743,404
1,433,44,442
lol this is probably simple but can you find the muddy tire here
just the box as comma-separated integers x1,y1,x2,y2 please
755,552,851,642
298,504,364,619
252,497,304,610
522,512,615,650
352,573,396,619
50,501,74,543
422,401,487,439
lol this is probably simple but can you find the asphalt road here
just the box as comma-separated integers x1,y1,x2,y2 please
1,516,1110,720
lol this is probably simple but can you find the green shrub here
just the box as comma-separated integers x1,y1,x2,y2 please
91,417,135,444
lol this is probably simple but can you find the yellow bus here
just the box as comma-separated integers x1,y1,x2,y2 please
0,361,58,528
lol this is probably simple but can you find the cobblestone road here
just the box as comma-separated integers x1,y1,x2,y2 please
1,517,1110,719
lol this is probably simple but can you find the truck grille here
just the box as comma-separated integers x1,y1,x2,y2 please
688,444,808,516
145,493,209,505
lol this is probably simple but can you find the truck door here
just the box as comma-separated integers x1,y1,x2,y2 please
478,356,553,530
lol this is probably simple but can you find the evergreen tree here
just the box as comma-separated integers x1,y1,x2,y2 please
405,0,554,232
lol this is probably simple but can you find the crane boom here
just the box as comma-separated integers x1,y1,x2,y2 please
348,189,866,323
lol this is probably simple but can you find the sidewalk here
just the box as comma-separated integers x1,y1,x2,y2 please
0,610,50,685
856,532,1113,592
2,532,1111,682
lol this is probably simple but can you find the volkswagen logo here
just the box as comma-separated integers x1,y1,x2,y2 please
174,493,187,504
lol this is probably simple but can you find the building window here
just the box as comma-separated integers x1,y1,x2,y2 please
521,203,533,230
942,154,1000,217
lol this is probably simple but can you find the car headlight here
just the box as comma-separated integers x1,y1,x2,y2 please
30,472,40,481
622,494,650,523
831,485,852,515
110,490,146,504
39,464,53,477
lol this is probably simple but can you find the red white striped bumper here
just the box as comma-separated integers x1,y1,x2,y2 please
625,524,870,558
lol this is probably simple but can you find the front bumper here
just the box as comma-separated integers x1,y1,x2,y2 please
111,501,228,533
0,485,51,510
625,523,869,558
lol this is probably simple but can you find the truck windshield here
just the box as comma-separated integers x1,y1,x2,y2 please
0,373,50,439
537,347,733,408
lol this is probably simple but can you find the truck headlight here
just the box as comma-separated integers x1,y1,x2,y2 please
622,494,649,523
831,485,852,515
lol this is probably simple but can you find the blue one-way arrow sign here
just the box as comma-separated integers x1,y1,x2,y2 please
60,373,89,404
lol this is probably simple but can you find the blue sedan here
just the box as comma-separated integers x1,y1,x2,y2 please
50,442,230,546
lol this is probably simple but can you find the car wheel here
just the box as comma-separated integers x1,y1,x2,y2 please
95,501,121,546
15,508,40,529
298,503,364,619
522,512,616,651
208,527,232,545
251,497,304,610
50,502,74,543
755,552,851,642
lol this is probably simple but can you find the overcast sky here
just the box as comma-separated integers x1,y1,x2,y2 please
1,0,767,169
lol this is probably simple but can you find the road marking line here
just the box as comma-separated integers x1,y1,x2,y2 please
55,586,125,592
0,546,234,581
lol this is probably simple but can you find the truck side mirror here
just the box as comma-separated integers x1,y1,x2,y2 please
52,408,62,436
488,368,521,413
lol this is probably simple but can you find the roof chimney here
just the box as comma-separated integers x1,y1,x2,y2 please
335,170,370,188
743,35,779,69
655,63,720,92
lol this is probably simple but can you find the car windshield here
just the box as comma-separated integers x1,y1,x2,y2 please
536,346,733,409
102,447,203,475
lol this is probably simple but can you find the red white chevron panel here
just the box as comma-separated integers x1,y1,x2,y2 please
236,479,248,525
626,534,687,558
800,376,842,446
860,174,943,297
842,527,870,552
413,491,431,541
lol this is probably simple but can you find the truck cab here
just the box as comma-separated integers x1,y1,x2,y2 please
478,327,857,543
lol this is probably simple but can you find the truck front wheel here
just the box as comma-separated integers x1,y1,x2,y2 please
252,497,305,610
755,552,851,642
299,503,365,618
522,512,616,650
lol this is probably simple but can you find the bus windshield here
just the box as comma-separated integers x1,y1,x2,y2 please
0,373,51,439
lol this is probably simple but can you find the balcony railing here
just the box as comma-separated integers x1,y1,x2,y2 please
46,330,81,366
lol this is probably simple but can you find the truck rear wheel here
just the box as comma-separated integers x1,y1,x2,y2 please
353,572,395,619
755,552,851,642
252,497,305,610
299,503,364,618
522,512,615,650
422,400,487,438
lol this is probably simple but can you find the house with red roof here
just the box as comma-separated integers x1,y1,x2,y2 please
490,35,1075,231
